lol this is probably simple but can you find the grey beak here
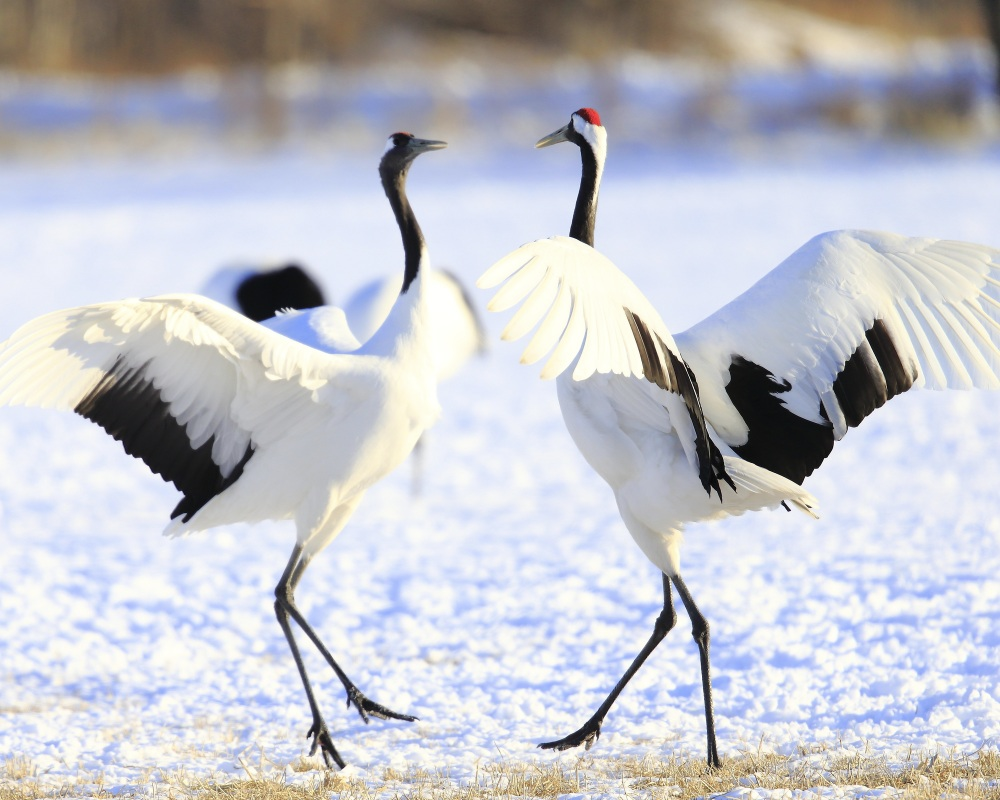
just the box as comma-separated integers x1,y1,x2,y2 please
409,137,448,152
535,124,572,148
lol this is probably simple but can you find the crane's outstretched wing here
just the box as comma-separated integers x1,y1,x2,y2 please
479,236,668,382
0,294,356,523
676,229,1000,484
479,235,733,499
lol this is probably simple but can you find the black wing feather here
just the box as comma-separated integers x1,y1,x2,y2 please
726,318,917,484
626,308,735,499
74,357,255,521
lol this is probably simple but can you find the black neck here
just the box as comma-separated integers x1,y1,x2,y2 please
570,141,600,246
381,161,423,294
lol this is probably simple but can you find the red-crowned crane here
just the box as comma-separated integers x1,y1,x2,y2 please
0,131,447,770
478,108,1000,767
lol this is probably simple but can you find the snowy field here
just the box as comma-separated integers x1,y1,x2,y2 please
1,134,1000,796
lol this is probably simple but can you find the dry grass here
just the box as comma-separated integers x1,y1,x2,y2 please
189,761,582,800
0,756,112,800
2,744,999,799
611,744,1000,799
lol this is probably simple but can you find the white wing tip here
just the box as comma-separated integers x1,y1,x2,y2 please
792,497,820,519
478,251,537,291
536,360,560,379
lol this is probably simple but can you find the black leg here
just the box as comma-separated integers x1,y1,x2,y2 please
671,574,721,768
273,545,417,770
277,548,417,725
274,545,345,769
539,573,677,752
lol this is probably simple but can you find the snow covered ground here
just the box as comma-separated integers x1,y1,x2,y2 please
1,132,1000,797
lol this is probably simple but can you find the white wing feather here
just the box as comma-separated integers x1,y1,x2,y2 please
722,456,819,518
478,236,668,383
0,294,363,475
677,230,1000,442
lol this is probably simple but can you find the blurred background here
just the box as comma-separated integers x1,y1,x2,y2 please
0,0,998,158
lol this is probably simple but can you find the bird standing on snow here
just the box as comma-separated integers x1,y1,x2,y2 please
0,131,447,769
478,107,1000,767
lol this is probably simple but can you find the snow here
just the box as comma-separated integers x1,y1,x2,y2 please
2,1,1000,790
1,136,999,796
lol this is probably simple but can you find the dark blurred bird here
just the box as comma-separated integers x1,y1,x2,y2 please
201,261,327,322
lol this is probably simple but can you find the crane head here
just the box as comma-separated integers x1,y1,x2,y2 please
536,108,604,150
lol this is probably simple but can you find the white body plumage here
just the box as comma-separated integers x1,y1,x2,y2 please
0,131,448,770
481,234,818,575
0,282,438,556
345,268,487,381
478,107,1000,766
484,227,1000,570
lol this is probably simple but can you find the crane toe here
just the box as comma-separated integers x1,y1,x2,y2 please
346,687,418,724
538,720,601,751
306,717,346,770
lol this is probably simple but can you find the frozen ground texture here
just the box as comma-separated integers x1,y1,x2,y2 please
0,136,999,797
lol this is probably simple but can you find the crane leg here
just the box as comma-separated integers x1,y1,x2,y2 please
273,580,345,769
274,545,416,767
671,573,721,769
538,572,721,768
539,573,677,753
